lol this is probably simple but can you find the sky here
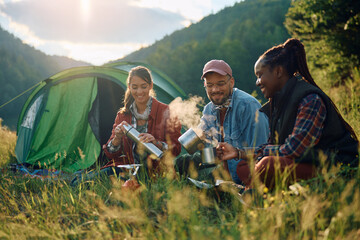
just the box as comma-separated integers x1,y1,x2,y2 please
0,0,239,65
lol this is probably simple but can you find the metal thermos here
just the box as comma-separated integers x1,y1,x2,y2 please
178,128,204,154
122,124,163,159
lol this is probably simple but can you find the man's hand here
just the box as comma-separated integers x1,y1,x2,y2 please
216,142,238,161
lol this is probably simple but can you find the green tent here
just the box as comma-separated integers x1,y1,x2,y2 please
103,61,185,101
15,64,186,172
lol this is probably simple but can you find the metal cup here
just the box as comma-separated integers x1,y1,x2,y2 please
201,147,217,164
178,128,204,154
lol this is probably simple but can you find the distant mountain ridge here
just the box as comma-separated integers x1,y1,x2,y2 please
0,26,90,129
120,0,291,98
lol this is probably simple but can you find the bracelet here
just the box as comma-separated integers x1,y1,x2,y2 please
156,140,162,150
155,140,168,151
108,139,121,153
236,148,243,160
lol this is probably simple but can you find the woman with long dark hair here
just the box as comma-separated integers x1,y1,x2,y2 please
218,38,359,189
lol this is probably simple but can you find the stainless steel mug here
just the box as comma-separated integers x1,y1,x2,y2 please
123,124,163,159
178,128,204,154
201,147,216,164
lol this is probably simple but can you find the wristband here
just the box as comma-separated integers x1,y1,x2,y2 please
108,139,121,153
236,148,243,160
155,140,168,151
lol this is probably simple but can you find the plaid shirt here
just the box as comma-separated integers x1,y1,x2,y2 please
256,93,326,158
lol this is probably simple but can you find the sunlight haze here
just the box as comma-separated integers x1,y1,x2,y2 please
0,0,239,65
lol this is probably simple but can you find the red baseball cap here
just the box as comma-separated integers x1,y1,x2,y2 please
201,59,232,79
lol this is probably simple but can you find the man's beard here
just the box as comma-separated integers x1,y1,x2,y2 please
209,87,232,106
210,95,228,105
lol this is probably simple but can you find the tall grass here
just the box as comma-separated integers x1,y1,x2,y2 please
0,159,358,239
327,68,360,136
0,118,16,168
0,71,359,239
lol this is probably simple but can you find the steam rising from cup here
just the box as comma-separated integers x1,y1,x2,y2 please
169,96,204,130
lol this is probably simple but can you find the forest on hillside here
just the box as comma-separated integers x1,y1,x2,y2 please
0,27,89,129
124,0,292,99
285,0,360,89
123,0,359,105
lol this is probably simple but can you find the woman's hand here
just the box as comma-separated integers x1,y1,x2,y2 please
139,133,156,144
138,133,164,150
112,121,129,146
216,142,238,161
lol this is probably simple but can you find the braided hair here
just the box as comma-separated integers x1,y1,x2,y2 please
260,38,358,141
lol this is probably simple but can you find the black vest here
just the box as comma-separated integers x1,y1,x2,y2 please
260,77,359,166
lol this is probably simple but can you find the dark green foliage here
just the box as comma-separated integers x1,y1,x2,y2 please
285,0,360,88
0,26,89,129
122,0,291,100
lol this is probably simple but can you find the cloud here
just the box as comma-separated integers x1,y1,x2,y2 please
56,41,145,65
131,0,212,22
0,0,185,44
0,0,240,65
132,0,239,23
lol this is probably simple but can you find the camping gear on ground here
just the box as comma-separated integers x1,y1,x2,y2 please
15,62,186,173
116,164,142,173
123,123,163,159
187,177,245,192
178,128,204,154
70,163,143,186
187,177,214,189
201,147,217,164
115,164,142,177
118,164,141,191
5,163,76,182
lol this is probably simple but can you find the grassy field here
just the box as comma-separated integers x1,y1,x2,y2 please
0,75,359,239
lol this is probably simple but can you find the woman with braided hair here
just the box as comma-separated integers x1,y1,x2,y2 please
217,38,359,189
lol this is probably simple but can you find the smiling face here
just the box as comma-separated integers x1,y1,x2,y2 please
254,58,288,99
129,75,152,105
204,72,234,105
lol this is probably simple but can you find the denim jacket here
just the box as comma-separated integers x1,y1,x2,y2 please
201,88,269,183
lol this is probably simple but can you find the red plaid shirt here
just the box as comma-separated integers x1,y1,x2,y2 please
256,93,326,158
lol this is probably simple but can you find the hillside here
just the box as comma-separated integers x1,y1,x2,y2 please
0,26,90,129
120,0,291,98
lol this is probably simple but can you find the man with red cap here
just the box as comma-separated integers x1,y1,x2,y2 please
175,59,269,184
